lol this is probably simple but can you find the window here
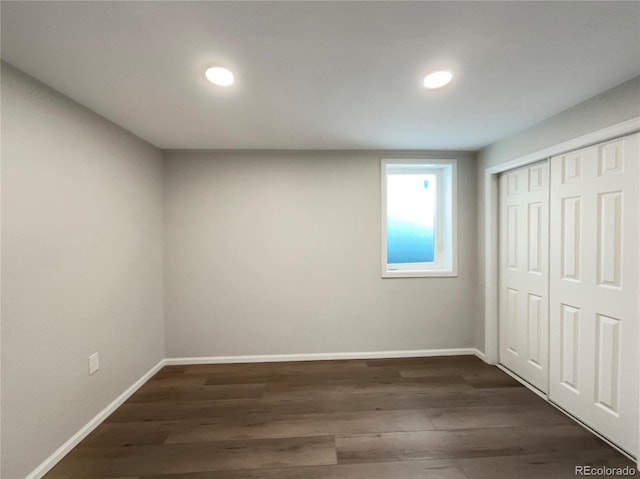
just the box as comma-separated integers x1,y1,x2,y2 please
381,159,457,277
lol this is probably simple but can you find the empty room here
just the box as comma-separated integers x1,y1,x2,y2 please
2,1,640,478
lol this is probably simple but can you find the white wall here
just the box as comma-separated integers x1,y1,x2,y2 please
475,75,640,353
164,150,477,358
1,63,165,479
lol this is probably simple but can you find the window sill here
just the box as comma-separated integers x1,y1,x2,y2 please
382,270,458,278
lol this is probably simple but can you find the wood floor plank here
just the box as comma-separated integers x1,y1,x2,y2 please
266,374,470,388
106,387,544,423
428,404,574,430
204,367,402,385
80,424,171,447
200,374,278,385
456,449,636,479
462,376,521,389
48,436,337,476
105,398,262,423
85,408,437,447
398,360,497,375
153,365,188,376
366,355,481,368
399,366,487,378
335,425,609,463
142,374,209,388
267,360,371,371
179,360,370,378
164,409,437,443
180,363,276,375
262,376,473,398
253,385,545,413
399,365,523,388
135,459,467,479
130,383,266,402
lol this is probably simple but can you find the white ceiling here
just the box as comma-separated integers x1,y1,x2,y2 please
2,1,639,150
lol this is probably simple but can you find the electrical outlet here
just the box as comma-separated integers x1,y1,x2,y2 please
88,352,99,375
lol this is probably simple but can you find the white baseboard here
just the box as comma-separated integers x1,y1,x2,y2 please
164,348,477,365
25,358,166,479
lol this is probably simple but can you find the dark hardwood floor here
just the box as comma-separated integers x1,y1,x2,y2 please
44,356,635,479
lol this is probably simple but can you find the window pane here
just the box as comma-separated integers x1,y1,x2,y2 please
386,173,436,264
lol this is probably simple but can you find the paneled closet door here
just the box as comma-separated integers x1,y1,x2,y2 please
499,160,549,393
549,133,639,455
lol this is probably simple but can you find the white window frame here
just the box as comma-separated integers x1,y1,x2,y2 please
381,159,457,278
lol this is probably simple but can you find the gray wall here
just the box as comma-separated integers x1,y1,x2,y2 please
1,64,165,479
164,150,477,358
475,76,640,352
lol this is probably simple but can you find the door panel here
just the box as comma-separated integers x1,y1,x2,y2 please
560,303,580,391
499,160,549,392
549,133,639,455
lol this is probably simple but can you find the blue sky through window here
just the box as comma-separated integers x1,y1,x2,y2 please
387,173,436,264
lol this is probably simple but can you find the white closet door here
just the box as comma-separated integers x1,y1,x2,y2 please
499,160,549,392
549,133,639,454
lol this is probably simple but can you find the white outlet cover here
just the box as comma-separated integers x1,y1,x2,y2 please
89,352,99,375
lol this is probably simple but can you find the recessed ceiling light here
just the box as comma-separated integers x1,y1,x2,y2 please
205,67,234,86
423,71,453,89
